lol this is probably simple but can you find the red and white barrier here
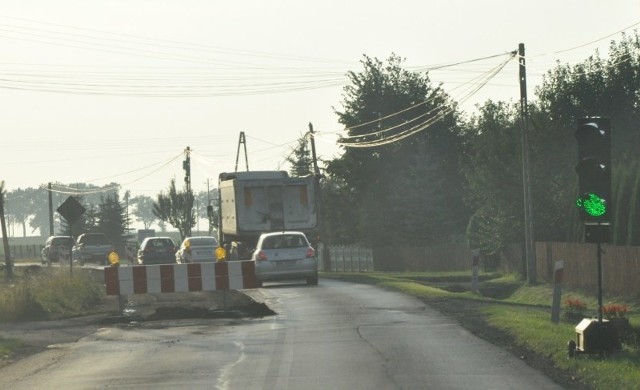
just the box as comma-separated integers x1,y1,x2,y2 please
104,261,257,295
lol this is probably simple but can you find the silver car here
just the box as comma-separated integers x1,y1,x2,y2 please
251,231,318,286
175,236,219,263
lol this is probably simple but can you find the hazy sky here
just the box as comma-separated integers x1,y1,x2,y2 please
1,0,638,200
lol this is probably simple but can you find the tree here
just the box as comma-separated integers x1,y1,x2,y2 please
195,190,218,235
327,54,469,245
286,134,314,177
5,188,33,237
131,195,158,229
534,31,640,244
153,179,195,241
462,101,525,251
95,192,129,253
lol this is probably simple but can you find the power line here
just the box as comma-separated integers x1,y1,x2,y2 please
337,52,516,148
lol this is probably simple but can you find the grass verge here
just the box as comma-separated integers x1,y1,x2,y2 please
0,267,104,322
324,271,640,390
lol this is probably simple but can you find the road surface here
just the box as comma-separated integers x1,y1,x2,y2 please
0,279,563,389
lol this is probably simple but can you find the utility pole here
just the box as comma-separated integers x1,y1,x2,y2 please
0,181,13,280
235,132,249,172
519,43,537,284
308,123,330,271
184,146,192,238
48,182,54,236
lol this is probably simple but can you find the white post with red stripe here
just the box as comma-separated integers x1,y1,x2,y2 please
105,261,257,296
551,260,564,324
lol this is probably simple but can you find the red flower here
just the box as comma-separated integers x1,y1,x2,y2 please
601,304,628,319
565,298,587,312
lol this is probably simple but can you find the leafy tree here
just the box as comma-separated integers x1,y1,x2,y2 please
320,177,359,245
30,185,65,237
5,188,34,237
131,195,158,229
327,54,469,245
153,179,195,241
534,31,640,244
462,101,525,251
195,190,218,235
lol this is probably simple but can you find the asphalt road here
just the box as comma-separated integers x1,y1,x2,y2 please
0,279,563,389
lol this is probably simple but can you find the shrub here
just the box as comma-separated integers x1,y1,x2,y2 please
565,297,587,313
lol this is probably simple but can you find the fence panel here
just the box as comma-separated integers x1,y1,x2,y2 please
0,244,44,260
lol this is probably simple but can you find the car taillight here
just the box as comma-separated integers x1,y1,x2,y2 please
306,247,315,258
257,251,268,261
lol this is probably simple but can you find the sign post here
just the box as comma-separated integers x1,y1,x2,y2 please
471,249,480,293
56,196,85,276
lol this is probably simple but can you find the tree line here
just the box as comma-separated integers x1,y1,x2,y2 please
3,32,640,258
321,32,640,255
1,182,217,247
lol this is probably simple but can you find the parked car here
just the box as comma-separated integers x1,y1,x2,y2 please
41,236,74,265
175,236,219,263
72,233,116,266
251,231,318,286
138,237,177,265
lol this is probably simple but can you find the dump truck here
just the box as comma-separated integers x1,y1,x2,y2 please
218,170,319,259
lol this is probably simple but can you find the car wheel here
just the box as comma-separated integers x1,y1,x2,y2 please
306,274,318,286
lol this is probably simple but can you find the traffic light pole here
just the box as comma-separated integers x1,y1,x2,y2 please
597,241,603,322
574,117,612,323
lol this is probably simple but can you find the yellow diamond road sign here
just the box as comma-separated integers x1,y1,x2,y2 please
57,196,86,224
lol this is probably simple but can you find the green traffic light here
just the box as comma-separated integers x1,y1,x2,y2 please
576,192,607,217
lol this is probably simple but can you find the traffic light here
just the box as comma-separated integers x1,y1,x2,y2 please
183,159,190,184
574,117,611,224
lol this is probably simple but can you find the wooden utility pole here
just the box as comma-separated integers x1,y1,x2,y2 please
48,182,54,236
184,146,192,238
0,181,13,280
519,43,537,284
308,123,330,271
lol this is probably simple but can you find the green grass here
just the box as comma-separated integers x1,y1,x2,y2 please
0,336,24,359
0,268,104,322
484,305,640,389
324,271,640,389
0,267,105,362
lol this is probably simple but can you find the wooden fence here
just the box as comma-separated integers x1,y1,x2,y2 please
530,241,640,297
322,241,640,297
